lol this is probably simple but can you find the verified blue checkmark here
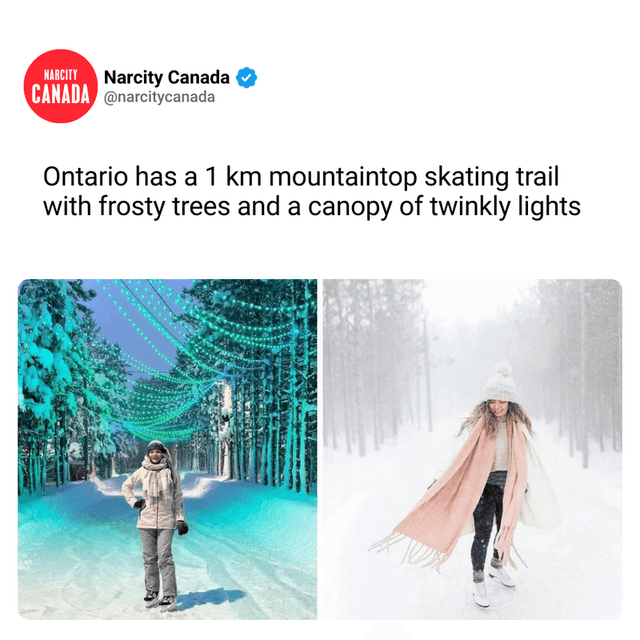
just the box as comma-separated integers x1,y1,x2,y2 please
236,67,257,88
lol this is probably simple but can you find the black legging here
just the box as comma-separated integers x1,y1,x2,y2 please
471,482,503,572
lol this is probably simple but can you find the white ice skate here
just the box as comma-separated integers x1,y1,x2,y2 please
488,565,516,588
159,595,177,612
471,580,490,608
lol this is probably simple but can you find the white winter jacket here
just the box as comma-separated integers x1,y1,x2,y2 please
122,463,185,530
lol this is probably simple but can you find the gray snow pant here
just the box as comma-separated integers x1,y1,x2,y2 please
139,528,177,597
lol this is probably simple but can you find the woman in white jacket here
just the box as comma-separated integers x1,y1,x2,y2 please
122,440,188,612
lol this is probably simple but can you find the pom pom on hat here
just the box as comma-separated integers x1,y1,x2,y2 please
483,362,517,401
492,362,512,377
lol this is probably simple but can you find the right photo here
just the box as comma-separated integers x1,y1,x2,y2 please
322,279,621,620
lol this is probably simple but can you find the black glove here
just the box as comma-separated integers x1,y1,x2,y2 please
133,499,146,510
176,520,189,536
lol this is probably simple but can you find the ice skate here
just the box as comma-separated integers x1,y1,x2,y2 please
471,579,490,608
488,564,516,588
143,590,158,608
159,595,177,612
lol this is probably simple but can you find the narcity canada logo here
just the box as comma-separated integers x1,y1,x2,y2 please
24,49,98,123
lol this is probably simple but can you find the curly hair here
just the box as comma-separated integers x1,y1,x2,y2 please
456,400,533,436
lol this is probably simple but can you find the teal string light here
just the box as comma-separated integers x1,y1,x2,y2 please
152,279,311,313
114,279,264,375
100,340,216,386
137,279,292,335
95,279,316,446
117,281,275,370
125,279,193,343
102,282,233,380
118,421,207,443
130,379,215,400
125,381,216,427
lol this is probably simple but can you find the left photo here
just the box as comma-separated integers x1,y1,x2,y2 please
17,279,317,620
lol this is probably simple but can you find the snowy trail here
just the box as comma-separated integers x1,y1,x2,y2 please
322,419,621,620
19,475,316,620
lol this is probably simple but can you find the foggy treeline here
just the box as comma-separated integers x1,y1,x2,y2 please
323,280,428,455
323,280,621,467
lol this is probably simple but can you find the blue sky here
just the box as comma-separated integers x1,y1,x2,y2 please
82,279,194,380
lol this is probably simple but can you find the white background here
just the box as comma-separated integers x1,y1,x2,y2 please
3,0,638,637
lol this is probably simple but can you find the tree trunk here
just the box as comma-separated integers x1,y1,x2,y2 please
18,449,25,496
83,412,90,482
366,280,381,450
424,316,433,433
580,281,589,469
285,297,299,488
250,382,257,483
275,357,282,487
239,384,247,481
351,281,367,457
54,424,60,487
61,413,69,484
30,441,36,494
231,381,239,480
299,284,310,493
40,439,46,494
323,300,333,449
261,373,270,485
335,286,352,454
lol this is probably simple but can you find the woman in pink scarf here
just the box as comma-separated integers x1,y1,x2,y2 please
372,363,560,610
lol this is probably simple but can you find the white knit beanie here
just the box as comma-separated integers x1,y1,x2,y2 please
482,362,517,401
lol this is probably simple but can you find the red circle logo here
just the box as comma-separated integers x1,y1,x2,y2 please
24,50,98,123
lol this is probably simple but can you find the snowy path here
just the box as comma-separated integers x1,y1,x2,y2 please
19,475,316,620
322,420,621,619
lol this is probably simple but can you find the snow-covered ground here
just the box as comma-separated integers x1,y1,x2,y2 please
322,419,621,619
18,474,316,620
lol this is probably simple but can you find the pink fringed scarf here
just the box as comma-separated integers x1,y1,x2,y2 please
371,418,528,570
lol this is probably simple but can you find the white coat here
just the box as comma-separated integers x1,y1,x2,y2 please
122,465,185,530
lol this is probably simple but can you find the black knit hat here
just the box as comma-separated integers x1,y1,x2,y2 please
147,440,168,454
